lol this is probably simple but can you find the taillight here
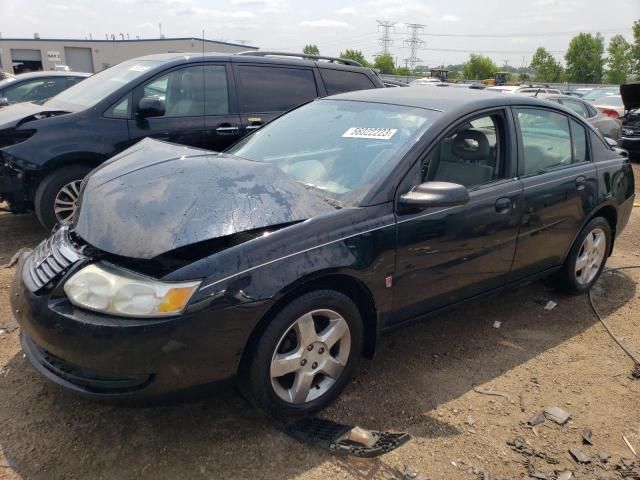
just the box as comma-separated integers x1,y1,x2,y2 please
601,108,619,119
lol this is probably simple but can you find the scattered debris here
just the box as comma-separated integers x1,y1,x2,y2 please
466,415,476,426
598,452,611,463
530,472,547,479
543,407,571,425
623,435,638,457
473,386,510,400
544,300,557,311
403,463,426,480
519,394,526,412
555,472,572,480
616,458,638,478
582,427,593,446
527,411,546,427
507,437,559,465
492,321,501,329
569,448,591,464
3,248,30,269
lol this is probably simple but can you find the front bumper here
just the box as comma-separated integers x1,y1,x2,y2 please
619,135,640,156
11,249,271,398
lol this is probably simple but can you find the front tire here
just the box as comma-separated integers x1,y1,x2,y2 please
34,165,93,231
561,217,611,294
244,290,363,418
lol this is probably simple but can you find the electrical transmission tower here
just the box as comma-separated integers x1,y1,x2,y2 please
403,23,425,70
377,20,396,56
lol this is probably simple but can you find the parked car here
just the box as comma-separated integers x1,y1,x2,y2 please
619,82,640,160
582,87,618,102
487,85,561,95
409,78,442,86
0,71,90,108
592,95,625,119
11,87,635,417
383,79,409,87
0,51,383,229
523,93,621,139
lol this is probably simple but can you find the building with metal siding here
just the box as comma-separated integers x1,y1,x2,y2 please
0,38,258,74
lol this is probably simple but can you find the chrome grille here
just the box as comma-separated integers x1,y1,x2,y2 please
24,226,84,292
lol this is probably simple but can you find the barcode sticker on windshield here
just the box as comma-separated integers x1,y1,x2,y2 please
342,127,397,140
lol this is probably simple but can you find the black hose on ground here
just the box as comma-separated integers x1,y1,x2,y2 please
588,266,640,379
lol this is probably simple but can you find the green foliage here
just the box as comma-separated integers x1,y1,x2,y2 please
606,34,632,84
463,54,497,80
303,44,320,56
339,49,370,68
530,47,564,82
395,67,411,76
565,33,605,83
447,70,461,81
373,53,396,74
631,20,640,75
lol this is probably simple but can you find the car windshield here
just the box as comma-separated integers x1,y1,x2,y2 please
43,59,161,110
594,96,623,107
226,99,439,206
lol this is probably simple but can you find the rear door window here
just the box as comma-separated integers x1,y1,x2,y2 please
560,99,589,118
235,65,317,113
516,108,572,174
569,119,589,163
320,69,376,95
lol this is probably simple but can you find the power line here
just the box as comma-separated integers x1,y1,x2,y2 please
403,23,425,69
422,28,627,38
377,20,396,55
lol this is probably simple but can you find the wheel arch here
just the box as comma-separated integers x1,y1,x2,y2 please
587,204,617,256
238,272,379,377
25,152,105,199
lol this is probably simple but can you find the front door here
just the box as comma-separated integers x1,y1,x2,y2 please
393,110,523,323
128,65,206,148
509,107,598,280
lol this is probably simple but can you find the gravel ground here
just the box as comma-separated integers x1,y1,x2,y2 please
0,164,639,480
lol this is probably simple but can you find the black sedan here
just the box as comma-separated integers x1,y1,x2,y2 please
11,88,635,417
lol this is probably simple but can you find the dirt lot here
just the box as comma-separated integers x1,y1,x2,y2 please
0,165,639,480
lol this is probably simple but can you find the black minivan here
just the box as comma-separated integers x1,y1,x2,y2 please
0,51,383,229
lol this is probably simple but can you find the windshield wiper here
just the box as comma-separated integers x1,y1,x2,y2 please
300,183,344,209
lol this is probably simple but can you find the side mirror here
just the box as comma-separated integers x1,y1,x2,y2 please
0,97,9,107
604,136,618,149
137,96,165,118
398,181,470,213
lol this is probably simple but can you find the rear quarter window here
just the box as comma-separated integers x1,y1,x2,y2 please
236,65,318,113
320,69,376,95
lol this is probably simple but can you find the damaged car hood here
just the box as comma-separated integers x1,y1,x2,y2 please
74,138,336,259
620,83,640,111
0,101,71,129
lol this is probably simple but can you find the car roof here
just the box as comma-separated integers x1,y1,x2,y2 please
9,71,91,80
325,86,557,113
135,52,374,72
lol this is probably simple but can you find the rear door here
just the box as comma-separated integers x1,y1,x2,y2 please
232,63,319,133
508,107,598,280
127,64,206,148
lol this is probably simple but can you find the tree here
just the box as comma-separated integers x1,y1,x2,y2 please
565,33,605,83
395,67,411,76
605,34,632,84
339,49,370,67
303,44,319,56
373,53,396,74
631,20,640,75
530,47,564,82
463,54,497,80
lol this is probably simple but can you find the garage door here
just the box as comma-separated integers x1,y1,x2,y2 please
11,49,43,73
64,47,94,73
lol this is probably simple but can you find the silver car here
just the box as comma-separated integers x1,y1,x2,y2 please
519,93,621,139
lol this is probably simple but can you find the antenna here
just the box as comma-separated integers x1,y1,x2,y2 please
202,29,205,57
376,20,396,56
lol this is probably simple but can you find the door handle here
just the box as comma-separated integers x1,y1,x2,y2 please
575,176,586,191
215,124,240,134
246,123,263,131
495,197,512,214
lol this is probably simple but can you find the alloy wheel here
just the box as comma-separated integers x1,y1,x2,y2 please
54,180,83,223
575,227,606,286
270,309,351,404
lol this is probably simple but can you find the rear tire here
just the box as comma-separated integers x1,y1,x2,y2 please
34,165,93,231
560,217,611,294
243,290,363,419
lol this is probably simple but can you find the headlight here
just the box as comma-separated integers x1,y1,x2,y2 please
63,263,201,318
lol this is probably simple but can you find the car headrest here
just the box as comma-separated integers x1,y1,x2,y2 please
452,130,490,161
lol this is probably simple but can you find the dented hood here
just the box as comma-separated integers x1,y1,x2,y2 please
74,138,335,259
0,101,70,129
620,83,640,111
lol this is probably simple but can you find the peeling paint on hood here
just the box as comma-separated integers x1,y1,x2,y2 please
73,138,335,259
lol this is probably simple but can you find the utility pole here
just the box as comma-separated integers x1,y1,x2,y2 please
376,20,396,56
403,23,425,70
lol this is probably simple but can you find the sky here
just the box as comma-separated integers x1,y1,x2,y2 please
0,0,638,68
